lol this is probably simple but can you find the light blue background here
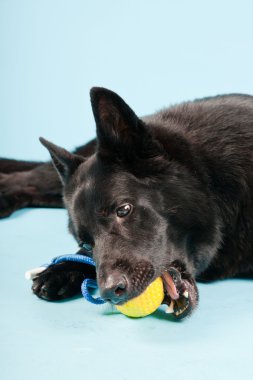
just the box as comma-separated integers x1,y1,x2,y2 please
1,0,253,159
1,1,253,380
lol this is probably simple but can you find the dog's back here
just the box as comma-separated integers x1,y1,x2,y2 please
145,94,253,279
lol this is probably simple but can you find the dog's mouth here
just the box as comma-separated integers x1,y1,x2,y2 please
112,265,191,317
113,269,190,317
161,271,180,300
111,271,179,305
124,271,180,303
161,269,192,317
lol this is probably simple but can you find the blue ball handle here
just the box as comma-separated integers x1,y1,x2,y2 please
49,254,106,305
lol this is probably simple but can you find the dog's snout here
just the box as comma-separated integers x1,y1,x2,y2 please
100,273,128,304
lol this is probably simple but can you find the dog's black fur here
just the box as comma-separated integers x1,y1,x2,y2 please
1,88,253,319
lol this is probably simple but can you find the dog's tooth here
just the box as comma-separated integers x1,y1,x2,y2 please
183,290,189,298
174,308,186,316
165,301,174,314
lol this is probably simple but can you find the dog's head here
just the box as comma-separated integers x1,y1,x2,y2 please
40,87,218,304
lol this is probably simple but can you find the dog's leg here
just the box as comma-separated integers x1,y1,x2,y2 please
0,158,42,173
0,162,63,218
31,255,96,301
163,260,199,319
0,139,97,218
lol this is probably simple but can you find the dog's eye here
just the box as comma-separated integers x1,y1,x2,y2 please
116,203,132,218
81,243,93,252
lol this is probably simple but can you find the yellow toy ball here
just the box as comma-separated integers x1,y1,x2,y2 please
116,277,164,318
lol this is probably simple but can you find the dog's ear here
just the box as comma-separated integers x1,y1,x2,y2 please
90,87,161,160
39,137,84,184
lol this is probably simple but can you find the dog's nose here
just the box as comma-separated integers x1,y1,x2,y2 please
100,273,128,304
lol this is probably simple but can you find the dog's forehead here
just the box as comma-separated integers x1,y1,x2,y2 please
71,156,139,213
82,156,135,191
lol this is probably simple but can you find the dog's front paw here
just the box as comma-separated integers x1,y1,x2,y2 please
163,261,199,319
31,262,94,301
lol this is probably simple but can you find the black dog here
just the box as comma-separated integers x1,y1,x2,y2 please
1,88,253,319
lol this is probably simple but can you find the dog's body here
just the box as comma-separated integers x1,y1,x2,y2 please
1,88,253,318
